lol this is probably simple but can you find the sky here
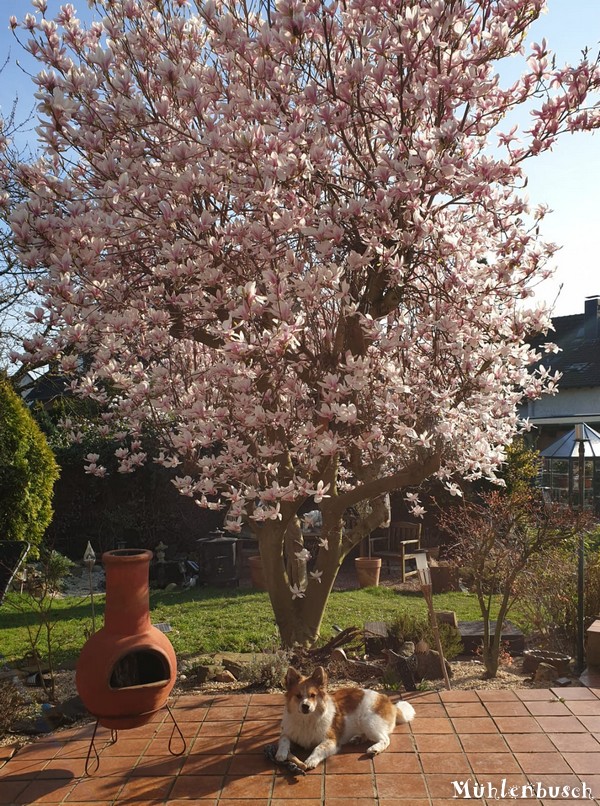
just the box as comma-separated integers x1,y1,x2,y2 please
0,0,599,319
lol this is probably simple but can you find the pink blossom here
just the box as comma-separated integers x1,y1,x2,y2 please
445,483,463,498
311,481,331,504
4,0,599,625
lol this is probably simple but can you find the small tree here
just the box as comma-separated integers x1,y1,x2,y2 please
0,373,59,554
439,486,583,678
4,548,74,700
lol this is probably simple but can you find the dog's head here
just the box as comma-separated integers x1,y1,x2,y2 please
284,666,328,715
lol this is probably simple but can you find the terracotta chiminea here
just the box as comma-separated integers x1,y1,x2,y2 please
76,549,176,729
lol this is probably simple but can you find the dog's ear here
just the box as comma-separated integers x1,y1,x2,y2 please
310,666,328,688
285,667,302,689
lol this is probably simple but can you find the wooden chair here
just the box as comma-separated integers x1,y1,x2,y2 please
368,522,421,582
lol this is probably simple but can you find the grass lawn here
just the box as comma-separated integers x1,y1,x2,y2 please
0,585,527,669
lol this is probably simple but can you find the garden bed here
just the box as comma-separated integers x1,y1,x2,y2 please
0,648,583,752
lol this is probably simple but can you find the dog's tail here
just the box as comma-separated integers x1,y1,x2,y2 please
395,700,416,724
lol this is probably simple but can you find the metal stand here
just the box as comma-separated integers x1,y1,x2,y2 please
576,434,586,675
84,703,187,775
83,721,116,776
165,703,187,757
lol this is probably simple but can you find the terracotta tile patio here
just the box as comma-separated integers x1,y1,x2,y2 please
2,682,600,805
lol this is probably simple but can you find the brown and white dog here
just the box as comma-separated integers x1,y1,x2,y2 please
275,666,416,770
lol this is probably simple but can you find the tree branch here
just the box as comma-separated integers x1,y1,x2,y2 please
331,452,441,517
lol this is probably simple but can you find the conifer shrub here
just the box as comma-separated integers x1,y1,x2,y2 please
0,374,59,555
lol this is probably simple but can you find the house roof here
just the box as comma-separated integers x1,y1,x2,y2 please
23,372,71,405
532,298,600,389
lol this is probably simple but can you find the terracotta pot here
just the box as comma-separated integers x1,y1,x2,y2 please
248,555,267,591
75,549,177,729
355,557,382,588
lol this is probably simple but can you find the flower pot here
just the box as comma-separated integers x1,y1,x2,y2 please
75,549,177,729
248,555,267,591
355,557,382,588
522,648,572,677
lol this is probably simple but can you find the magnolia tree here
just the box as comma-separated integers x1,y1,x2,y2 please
4,0,600,646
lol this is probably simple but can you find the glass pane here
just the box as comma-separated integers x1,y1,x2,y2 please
585,460,594,490
553,473,569,490
573,459,595,509
541,458,596,510
553,459,568,475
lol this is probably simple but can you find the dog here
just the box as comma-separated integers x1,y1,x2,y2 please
275,665,416,770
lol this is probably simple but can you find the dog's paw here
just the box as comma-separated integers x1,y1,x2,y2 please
275,751,288,763
367,740,389,756
348,734,363,745
303,756,321,770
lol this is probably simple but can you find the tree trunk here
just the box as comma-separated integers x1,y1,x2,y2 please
475,585,498,678
482,644,500,679
257,511,347,647
252,455,439,648
480,587,513,679
284,515,308,590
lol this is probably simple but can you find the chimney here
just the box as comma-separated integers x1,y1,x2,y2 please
584,295,600,341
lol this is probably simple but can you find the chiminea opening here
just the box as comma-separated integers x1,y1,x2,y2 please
109,649,171,690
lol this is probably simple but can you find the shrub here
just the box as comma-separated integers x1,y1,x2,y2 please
0,679,29,735
0,374,59,555
237,651,292,688
387,611,463,661
585,558,600,624
514,542,577,653
515,537,600,656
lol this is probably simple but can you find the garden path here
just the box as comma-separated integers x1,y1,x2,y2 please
1,674,600,804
